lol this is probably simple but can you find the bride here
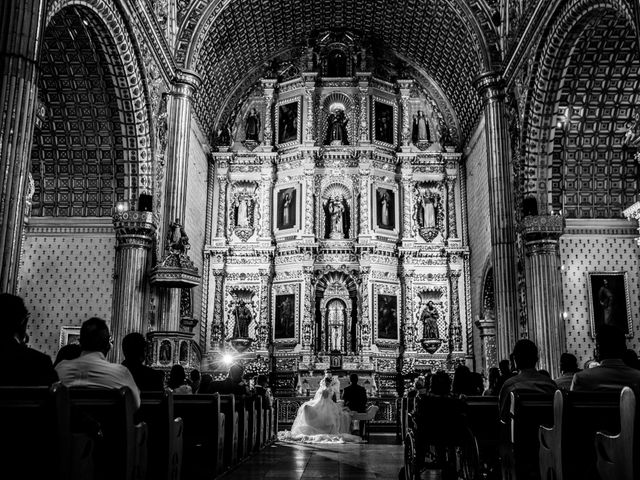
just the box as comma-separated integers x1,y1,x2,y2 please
279,375,363,443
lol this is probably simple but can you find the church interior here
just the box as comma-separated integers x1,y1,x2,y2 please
2,0,640,479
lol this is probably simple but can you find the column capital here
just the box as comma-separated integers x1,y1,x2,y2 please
473,71,505,102
172,69,201,96
520,215,564,242
113,210,157,248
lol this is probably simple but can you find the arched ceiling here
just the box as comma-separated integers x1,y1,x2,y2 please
181,0,493,142
551,11,639,218
32,7,126,217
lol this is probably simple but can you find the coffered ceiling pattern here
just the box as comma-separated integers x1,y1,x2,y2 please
177,0,493,141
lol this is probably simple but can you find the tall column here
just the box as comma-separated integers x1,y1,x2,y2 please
110,211,156,361
473,72,520,361
302,156,315,239
358,159,372,239
446,177,458,240
261,79,276,150
303,73,317,145
521,215,565,377
401,268,417,352
359,266,372,351
210,269,225,350
301,267,314,352
357,74,371,143
0,0,46,293
475,317,497,372
400,164,415,247
256,268,271,352
159,70,201,331
259,159,275,243
448,269,463,353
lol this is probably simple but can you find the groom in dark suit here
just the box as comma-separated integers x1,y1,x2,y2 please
342,373,368,434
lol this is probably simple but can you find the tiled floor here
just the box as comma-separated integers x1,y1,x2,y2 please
221,434,404,479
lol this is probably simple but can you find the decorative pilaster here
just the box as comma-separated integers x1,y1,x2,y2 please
448,269,463,352
215,174,228,239
357,75,371,143
261,79,277,150
301,267,314,351
111,211,156,362
358,160,372,238
401,269,416,352
259,160,276,242
400,164,414,246
302,157,315,238
398,80,412,150
473,72,520,361
210,269,225,349
303,73,317,145
0,0,46,293
158,70,201,332
256,268,272,351
359,267,372,350
521,215,565,377
446,177,458,240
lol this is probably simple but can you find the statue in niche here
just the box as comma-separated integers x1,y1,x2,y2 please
324,196,348,239
327,49,347,77
325,108,349,145
236,196,251,227
327,299,345,351
159,340,172,364
214,123,233,146
412,110,431,143
166,218,190,253
244,107,261,141
419,195,437,229
233,300,252,339
420,301,440,339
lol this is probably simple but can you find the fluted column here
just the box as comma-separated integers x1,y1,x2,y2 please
522,215,565,377
0,0,46,293
473,72,520,361
159,70,201,331
110,211,156,361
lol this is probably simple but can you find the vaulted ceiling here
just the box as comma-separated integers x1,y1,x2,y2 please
177,0,496,143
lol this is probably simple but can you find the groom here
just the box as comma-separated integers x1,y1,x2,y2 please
342,373,367,434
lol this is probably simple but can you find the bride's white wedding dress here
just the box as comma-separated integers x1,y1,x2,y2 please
279,381,364,443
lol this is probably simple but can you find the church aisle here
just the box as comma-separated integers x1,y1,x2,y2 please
220,434,403,479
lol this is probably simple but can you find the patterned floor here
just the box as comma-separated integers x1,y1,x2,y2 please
220,433,404,479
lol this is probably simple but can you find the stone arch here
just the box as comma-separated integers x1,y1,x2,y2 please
41,0,153,207
521,0,636,214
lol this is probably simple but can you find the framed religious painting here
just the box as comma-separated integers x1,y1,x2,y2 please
587,271,633,338
373,283,401,345
59,326,81,349
276,97,301,148
273,183,300,235
372,97,397,148
272,283,299,344
371,182,399,235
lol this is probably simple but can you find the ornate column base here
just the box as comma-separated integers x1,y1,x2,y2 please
475,317,497,373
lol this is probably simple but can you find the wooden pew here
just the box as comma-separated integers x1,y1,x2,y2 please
68,387,147,480
400,397,416,444
139,391,183,480
595,386,639,480
219,394,239,467
173,393,225,478
500,392,554,480
464,396,500,477
250,395,263,452
539,390,620,480
235,395,250,460
271,398,278,441
0,383,92,480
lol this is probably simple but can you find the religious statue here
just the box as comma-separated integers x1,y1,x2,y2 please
325,109,349,145
327,299,344,351
376,108,393,144
380,190,390,227
236,196,250,227
327,196,345,238
598,279,614,326
166,218,190,253
420,301,440,339
420,195,436,228
214,123,232,146
278,103,298,144
412,110,431,143
282,192,292,226
233,300,253,338
244,107,261,141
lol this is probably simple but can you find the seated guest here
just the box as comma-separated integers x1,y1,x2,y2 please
121,332,164,391
343,373,367,413
166,364,192,394
413,371,467,470
494,358,514,394
189,368,201,393
452,365,478,397
0,293,58,385
197,373,214,394
211,364,250,397
499,339,557,419
554,353,579,390
56,317,141,408
407,376,426,399
254,374,273,409
622,348,640,370
483,367,500,396
571,325,640,391
54,343,82,367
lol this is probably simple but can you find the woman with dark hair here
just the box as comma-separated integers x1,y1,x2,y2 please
166,364,192,394
197,373,214,394
53,343,81,367
452,365,477,397
484,367,501,396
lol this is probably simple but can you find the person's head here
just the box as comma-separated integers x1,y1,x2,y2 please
324,376,333,387
512,339,539,370
538,369,551,378
595,324,626,360
121,332,147,363
488,367,500,388
198,374,213,393
429,370,452,396
349,373,359,385
324,369,332,378
0,293,29,341
452,365,473,395
79,317,111,355
168,364,186,390
257,374,268,387
498,359,511,375
190,369,200,383
229,364,244,382
622,349,639,369
413,376,425,390
559,353,579,374
54,343,82,367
